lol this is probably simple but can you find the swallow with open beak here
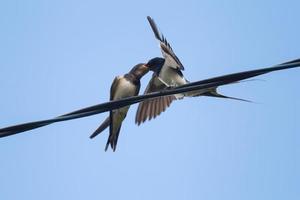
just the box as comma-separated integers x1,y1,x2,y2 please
90,63,150,151
135,16,249,125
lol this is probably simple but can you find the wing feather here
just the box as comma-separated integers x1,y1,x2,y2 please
147,16,184,70
135,75,176,125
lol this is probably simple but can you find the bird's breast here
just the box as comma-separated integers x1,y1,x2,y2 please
114,77,138,100
159,66,187,87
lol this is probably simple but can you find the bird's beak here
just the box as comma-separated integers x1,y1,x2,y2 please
146,63,159,75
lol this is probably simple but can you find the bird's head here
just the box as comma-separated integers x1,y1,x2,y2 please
145,57,165,75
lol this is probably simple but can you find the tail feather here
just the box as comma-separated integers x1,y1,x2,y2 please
113,126,122,152
105,110,123,152
90,117,110,139
104,137,110,152
105,125,122,152
203,88,253,103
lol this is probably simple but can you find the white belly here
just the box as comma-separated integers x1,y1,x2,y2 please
158,66,187,99
159,67,187,87
114,76,137,100
158,66,211,99
112,76,137,115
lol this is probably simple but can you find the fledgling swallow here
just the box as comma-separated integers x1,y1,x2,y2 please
135,16,249,125
90,63,150,151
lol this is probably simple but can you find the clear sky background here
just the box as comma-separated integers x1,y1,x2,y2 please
0,1,299,200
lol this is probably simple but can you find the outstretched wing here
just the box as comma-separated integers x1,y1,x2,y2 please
147,16,184,70
135,74,176,125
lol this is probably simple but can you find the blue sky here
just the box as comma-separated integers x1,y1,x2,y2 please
0,0,299,199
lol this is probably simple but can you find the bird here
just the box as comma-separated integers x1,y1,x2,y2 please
89,60,164,151
90,63,150,151
135,16,247,125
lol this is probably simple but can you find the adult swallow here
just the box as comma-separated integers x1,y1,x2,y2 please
90,63,150,151
135,16,247,125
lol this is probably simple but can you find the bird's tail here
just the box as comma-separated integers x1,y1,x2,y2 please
105,126,122,152
89,117,110,139
202,88,252,103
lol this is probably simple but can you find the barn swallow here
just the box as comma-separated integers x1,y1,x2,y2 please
90,63,150,151
136,16,246,125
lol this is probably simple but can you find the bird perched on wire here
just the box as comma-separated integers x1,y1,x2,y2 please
135,16,247,125
89,63,150,151
89,61,161,151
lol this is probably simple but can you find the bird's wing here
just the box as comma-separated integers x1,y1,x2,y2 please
135,75,176,125
105,110,123,152
89,76,121,139
110,76,122,100
89,116,110,139
105,76,124,151
147,16,184,70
